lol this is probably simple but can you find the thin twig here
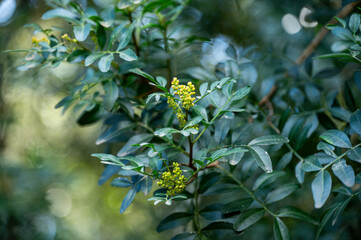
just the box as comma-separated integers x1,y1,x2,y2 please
296,0,361,65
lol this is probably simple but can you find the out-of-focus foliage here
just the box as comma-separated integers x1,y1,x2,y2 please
2,0,361,239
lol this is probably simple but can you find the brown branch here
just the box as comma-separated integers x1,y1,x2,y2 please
296,0,361,65
258,85,278,107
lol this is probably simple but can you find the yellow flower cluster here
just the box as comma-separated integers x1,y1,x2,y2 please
167,96,187,127
61,33,78,43
32,36,50,45
167,77,197,128
171,78,196,110
157,162,186,196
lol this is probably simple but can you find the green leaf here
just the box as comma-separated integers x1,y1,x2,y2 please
277,206,318,225
156,76,167,87
231,85,251,101
273,217,290,240
252,171,286,190
179,128,198,137
154,128,179,137
248,146,273,173
129,68,157,84
347,147,361,163
171,233,197,240
199,172,221,194
42,8,78,22
183,116,203,129
314,53,354,60
111,177,133,188
156,212,194,232
210,149,228,161
295,161,305,184
320,130,351,148
85,52,105,66
265,184,299,204
349,13,360,33
202,222,240,239
312,170,332,208
317,141,337,158
315,205,338,239
276,152,293,170
117,134,153,157
96,24,106,50
248,135,289,146
109,23,127,47
199,204,224,220
199,82,208,96
334,17,346,28
185,67,217,81
117,23,135,51
98,54,114,72
234,208,265,231
350,109,361,135
192,105,208,122
301,156,322,172
74,23,91,41
91,153,124,166
120,188,136,213
103,80,119,111
223,198,253,213
332,197,352,226
331,27,353,41
118,48,138,61
332,160,355,187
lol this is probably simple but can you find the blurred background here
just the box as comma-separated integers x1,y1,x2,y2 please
0,0,350,239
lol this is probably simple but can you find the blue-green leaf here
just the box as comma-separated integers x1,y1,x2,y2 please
118,48,138,61
320,130,351,148
349,13,360,33
248,146,273,173
273,217,290,240
120,188,136,213
157,212,194,232
331,27,353,41
42,8,78,22
248,135,289,146
312,170,332,208
98,54,114,72
192,105,208,122
277,206,318,225
183,116,203,129
332,160,355,187
199,82,208,96
231,85,251,101
252,171,286,190
347,147,361,163
350,109,361,135
103,80,119,111
234,208,265,231
85,52,105,66
154,128,178,137
74,23,91,41
117,134,153,157
265,184,299,204
276,152,293,170
111,177,133,187
156,76,167,87
317,141,337,158
301,157,321,172
295,161,305,183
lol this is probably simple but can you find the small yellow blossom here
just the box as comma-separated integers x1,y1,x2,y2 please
157,162,186,196
32,36,50,45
